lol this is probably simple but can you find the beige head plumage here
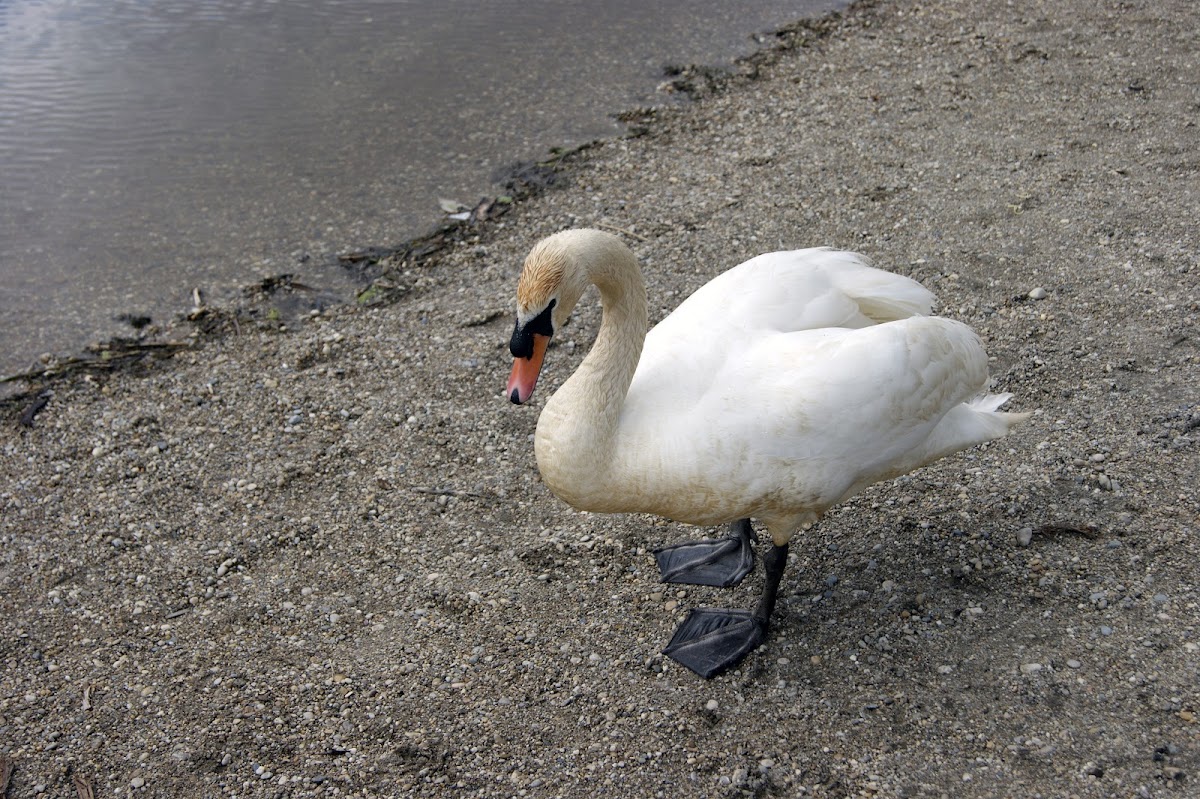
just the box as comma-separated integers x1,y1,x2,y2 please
516,236,568,314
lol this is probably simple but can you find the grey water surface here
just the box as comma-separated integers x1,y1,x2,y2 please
0,0,842,377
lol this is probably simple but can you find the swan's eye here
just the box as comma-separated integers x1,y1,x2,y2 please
510,299,556,358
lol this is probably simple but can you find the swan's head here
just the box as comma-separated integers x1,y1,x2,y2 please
506,233,590,404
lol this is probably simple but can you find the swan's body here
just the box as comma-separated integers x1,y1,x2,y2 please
506,229,1028,677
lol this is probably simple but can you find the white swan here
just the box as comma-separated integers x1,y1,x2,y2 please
506,229,1028,678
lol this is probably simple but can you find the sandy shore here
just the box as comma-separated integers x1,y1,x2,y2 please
2,0,1197,796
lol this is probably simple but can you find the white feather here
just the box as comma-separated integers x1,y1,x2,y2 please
522,230,1029,546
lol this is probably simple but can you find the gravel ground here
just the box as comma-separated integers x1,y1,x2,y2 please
2,0,1198,797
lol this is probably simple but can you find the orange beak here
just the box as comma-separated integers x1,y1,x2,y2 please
507,333,550,404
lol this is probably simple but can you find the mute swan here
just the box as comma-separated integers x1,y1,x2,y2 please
506,229,1028,678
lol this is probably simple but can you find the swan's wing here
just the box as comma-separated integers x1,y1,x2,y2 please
657,248,933,338
631,248,934,410
618,317,991,516
727,317,990,468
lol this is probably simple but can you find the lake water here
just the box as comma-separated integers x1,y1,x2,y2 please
0,0,842,377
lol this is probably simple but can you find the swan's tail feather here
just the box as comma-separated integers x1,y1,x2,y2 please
970,391,1013,412
893,394,1030,476
969,392,1032,431
824,252,935,322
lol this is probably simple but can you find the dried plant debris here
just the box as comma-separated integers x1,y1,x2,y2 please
71,775,94,799
17,390,51,427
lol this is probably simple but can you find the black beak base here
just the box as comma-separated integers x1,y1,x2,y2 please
510,300,555,358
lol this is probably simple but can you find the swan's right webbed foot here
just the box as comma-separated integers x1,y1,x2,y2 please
653,518,756,588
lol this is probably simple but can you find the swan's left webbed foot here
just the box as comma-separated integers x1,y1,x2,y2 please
653,518,756,588
661,608,766,679
662,542,789,679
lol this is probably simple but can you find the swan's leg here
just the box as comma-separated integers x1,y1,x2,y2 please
662,542,788,679
653,518,756,588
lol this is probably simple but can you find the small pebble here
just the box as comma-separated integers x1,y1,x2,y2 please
705,699,719,711
1020,662,1043,675
1016,527,1033,547
1028,287,1048,300
1100,625,1114,636
130,777,145,789
1067,659,1082,669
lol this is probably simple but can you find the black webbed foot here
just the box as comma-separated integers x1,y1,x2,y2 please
662,542,790,679
661,608,767,679
653,518,756,588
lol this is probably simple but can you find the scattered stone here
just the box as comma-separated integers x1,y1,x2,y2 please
1028,287,1048,300
0,2,1195,797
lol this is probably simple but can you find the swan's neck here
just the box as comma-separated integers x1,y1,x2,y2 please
535,237,647,507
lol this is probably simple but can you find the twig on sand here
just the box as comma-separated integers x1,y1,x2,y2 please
72,775,95,799
1,755,14,797
1037,522,1100,539
595,222,647,242
412,486,487,499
